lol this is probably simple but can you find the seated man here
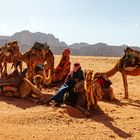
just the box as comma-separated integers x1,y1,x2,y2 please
47,62,84,107
52,48,71,85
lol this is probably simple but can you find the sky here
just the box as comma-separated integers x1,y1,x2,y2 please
0,0,140,46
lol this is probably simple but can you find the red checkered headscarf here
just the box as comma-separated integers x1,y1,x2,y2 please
68,62,81,77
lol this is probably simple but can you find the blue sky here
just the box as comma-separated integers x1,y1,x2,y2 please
0,0,140,46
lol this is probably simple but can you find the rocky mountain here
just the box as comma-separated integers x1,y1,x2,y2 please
0,30,140,56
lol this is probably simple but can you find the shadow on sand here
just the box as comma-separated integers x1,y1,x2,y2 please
90,105,131,139
0,85,59,109
103,98,140,108
63,104,131,139
0,93,52,109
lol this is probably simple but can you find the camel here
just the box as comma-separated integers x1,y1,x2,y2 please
0,41,22,77
0,69,46,101
21,42,54,81
83,71,115,112
92,72,115,101
84,70,95,111
52,48,71,85
74,81,89,115
33,64,52,90
102,47,140,99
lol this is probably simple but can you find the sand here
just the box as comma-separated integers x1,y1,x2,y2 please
0,56,139,140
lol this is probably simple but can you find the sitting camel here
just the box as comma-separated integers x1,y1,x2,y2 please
0,69,46,101
92,72,115,101
84,70,115,112
33,64,52,90
52,48,71,85
102,47,140,99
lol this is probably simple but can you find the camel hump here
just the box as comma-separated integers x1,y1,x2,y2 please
32,42,49,51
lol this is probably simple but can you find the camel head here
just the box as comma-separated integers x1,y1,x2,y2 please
2,41,20,57
62,48,70,56
85,70,93,82
124,47,133,55
7,41,20,56
2,43,12,56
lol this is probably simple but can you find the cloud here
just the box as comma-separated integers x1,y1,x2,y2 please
133,23,139,28
0,24,11,35
24,16,39,30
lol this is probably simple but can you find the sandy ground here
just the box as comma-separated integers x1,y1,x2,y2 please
0,56,140,140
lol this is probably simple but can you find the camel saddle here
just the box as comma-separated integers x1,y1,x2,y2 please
0,69,23,87
94,76,112,91
32,42,49,51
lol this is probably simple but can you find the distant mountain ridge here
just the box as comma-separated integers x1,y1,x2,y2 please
0,30,140,56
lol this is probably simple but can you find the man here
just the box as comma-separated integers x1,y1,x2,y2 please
47,62,84,106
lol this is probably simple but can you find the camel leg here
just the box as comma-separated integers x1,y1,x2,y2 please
27,63,32,80
0,63,2,77
19,78,46,101
90,92,95,109
86,92,91,111
18,61,22,73
2,62,8,77
24,78,46,100
121,72,129,99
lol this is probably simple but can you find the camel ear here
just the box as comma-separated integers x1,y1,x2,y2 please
124,47,130,52
45,42,48,45
44,42,49,49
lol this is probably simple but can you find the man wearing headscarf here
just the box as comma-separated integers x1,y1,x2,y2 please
47,62,84,106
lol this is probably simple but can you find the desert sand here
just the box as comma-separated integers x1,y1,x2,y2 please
0,55,139,140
